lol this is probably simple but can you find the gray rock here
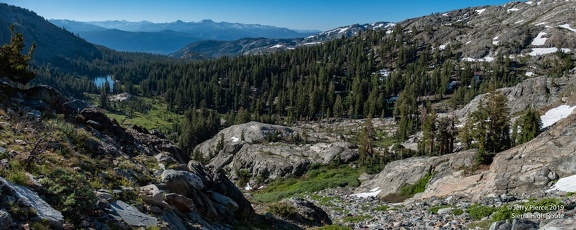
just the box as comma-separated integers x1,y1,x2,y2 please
63,99,90,113
138,184,171,209
161,169,205,195
0,177,64,227
108,200,158,227
211,192,239,211
0,209,12,230
539,218,576,230
282,197,332,226
160,210,187,230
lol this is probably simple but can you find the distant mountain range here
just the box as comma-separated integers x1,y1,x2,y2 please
49,19,320,54
170,22,395,59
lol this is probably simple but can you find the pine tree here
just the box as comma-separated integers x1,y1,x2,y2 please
0,25,36,85
514,108,542,145
468,92,511,164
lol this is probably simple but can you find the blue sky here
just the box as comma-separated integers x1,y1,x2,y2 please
2,0,519,31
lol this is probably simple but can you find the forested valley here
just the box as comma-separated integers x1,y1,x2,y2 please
30,24,572,162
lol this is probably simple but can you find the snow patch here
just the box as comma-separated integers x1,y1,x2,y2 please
529,48,571,56
493,36,499,45
531,32,548,46
231,137,240,142
515,20,525,24
245,183,252,191
559,24,576,32
442,13,449,17
507,8,520,13
351,187,381,198
547,174,576,192
462,56,495,62
270,44,284,49
525,72,534,77
541,104,576,128
535,22,547,26
439,44,447,50
526,1,533,4
476,9,486,14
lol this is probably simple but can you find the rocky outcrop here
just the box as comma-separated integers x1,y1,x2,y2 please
357,149,477,200
135,162,254,229
0,177,64,228
455,76,576,121
281,198,332,227
196,122,359,185
108,200,158,228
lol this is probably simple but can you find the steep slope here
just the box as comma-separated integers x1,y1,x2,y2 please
0,3,102,64
401,0,576,60
0,80,260,228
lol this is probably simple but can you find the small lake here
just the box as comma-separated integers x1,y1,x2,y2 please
94,75,114,92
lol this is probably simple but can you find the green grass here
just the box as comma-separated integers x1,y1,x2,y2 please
253,164,361,203
429,205,450,214
398,173,432,196
467,204,496,220
374,205,389,211
91,95,183,131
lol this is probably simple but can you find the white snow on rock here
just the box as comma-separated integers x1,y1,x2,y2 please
462,56,495,62
526,1,533,4
535,22,547,26
351,187,381,198
531,32,548,46
230,137,240,142
476,9,486,14
442,13,449,16
541,104,576,128
270,44,284,49
245,183,253,191
529,48,571,56
507,8,520,12
525,72,534,77
439,44,447,50
559,24,576,32
493,36,500,45
547,174,576,192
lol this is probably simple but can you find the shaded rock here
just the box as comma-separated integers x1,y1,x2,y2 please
165,193,196,213
281,197,332,227
63,99,90,114
160,210,187,230
211,192,239,211
187,161,255,219
0,209,12,230
161,169,205,195
0,177,63,227
108,200,158,227
24,85,67,112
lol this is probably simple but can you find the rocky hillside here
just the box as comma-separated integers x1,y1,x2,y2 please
0,79,268,229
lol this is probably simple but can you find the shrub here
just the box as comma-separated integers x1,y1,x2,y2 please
267,202,298,218
398,173,432,196
40,168,96,218
429,205,450,214
374,205,389,211
453,208,464,215
466,204,496,220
